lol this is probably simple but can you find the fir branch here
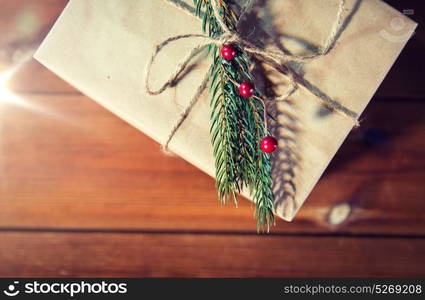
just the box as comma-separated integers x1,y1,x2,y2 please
194,0,275,231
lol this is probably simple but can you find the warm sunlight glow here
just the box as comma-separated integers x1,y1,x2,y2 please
0,70,21,104
0,65,66,122
0,54,73,124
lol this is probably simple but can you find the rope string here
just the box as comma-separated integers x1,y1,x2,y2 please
145,0,358,152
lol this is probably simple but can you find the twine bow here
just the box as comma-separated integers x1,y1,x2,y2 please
144,0,359,153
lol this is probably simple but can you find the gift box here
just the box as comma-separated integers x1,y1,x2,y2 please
34,0,416,222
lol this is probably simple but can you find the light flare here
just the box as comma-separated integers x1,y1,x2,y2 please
0,61,67,121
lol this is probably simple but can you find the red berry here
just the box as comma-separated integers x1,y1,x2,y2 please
221,44,237,60
239,81,255,98
260,136,278,153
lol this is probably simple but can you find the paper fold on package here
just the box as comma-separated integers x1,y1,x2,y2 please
34,0,416,221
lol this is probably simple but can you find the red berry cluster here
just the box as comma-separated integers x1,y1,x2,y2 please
238,81,255,98
221,44,278,153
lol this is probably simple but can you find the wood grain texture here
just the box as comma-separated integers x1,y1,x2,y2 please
0,93,424,234
0,0,68,72
0,0,424,277
1,231,424,277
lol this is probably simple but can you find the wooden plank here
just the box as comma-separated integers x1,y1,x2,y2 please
0,94,424,234
0,0,67,45
7,60,78,94
0,0,73,92
0,1,68,71
0,231,424,277
0,0,423,280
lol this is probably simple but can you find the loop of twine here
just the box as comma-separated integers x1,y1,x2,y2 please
144,0,359,153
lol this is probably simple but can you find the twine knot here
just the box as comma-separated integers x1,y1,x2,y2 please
144,0,359,153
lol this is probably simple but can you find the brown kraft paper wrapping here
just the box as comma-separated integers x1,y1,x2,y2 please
34,0,417,221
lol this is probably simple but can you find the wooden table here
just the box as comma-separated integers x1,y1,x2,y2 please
0,0,424,277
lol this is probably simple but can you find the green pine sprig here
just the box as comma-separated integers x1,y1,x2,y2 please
194,0,275,231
